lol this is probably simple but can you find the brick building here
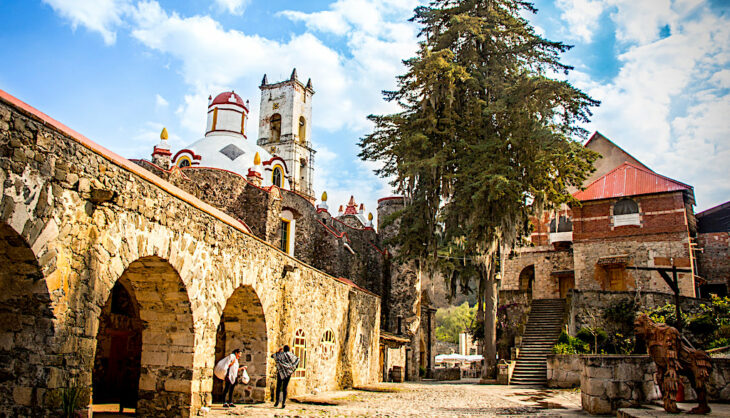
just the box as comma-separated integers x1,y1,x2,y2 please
499,132,711,385
696,201,730,297
502,133,698,298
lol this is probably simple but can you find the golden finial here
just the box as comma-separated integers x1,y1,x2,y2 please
253,151,261,165
368,212,374,221
322,191,328,202
160,127,168,140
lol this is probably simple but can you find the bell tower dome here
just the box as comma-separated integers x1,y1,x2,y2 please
206,91,249,137
257,69,315,199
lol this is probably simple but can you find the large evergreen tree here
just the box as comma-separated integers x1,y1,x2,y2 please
359,0,599,377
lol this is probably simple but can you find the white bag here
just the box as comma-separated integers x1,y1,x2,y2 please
214,356,232,380
239,368,250,384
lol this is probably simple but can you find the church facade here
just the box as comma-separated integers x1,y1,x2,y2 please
0,71,434,417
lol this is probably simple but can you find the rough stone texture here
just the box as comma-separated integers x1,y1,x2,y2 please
496,290,531,360
567,290,707,335
580,355,660,415
0,97,381,417
433,367,461,381
580,355,730,415
546,354,581,388
377,197,430,380
501,249,573,299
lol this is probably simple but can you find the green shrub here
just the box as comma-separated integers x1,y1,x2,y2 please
709,337,730,350
644,295,730,350
551,331,589,354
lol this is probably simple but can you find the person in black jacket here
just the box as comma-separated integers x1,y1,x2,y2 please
272,346,299,408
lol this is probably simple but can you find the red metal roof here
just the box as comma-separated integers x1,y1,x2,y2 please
573,162,692,201
210,91,246,109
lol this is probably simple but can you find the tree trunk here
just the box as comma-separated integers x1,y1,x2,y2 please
482,259,498,380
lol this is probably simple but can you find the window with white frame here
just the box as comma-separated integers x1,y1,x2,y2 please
613,198,640,226
280,210,295,255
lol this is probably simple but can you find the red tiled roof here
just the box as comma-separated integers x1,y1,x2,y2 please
573,162,692,201
210,91,247,109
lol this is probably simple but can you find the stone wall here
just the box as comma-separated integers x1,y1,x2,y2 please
546,354,581,388
0,93,381,417
580,355,730,415
572,234,695,296
580,355,659,415
500,248,573,299
568,289,707,335
433,367,461,381
497,290,531,360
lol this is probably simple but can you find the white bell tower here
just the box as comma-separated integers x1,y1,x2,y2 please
258,69,315,200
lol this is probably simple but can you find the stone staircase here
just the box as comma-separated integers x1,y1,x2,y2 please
511,298,565,385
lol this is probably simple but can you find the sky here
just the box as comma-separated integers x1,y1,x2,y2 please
0,0,728,218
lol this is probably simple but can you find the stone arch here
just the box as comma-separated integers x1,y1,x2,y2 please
0,222,54,415
519,265,535,293
212,285,268,404
92,256,195,417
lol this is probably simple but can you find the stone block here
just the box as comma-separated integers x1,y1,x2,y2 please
582,393,611,415
138,373,157,391
168,352,193,367
141,351,168,366
165,379,192,393
582,377,607,397
13,387,32,406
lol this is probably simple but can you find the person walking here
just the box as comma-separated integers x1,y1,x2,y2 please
272,345,299,408
214,349,247,408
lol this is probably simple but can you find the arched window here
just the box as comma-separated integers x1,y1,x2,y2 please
178,157,191,168
270,113,281,142
320,329,335,360
614,199,639,215
613,198,640,226
280,209,295,255
293,329,306,378
272,166,283,188
298,117,306,143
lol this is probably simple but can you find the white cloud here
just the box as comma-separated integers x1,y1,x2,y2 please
570,5,730,210
214,0,250,16
555,0,703,45
155,94,169,108
555,0,606,43
42,0,131,45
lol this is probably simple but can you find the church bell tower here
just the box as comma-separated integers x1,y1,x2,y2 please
258,69,315,199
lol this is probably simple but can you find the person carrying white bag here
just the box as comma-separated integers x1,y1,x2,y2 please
214,349,248,408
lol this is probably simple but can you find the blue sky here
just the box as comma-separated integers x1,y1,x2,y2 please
1,0,728,216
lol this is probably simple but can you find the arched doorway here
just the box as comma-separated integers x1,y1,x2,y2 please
519,265,535,295
92,256,195,416
213,285,267,404
92,277,142,412
0,222,53,415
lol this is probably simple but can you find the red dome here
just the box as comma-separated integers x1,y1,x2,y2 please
210,91,247,109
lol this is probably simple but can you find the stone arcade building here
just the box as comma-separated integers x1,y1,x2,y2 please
0,74,434,417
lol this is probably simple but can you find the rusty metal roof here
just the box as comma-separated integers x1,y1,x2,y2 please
573,162,692,201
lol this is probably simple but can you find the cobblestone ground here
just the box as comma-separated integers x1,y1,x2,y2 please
205,381,585,417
